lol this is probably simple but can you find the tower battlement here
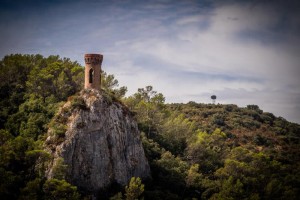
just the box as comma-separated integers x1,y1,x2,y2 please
84,54,103,65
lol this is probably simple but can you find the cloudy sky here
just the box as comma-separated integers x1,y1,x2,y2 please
0,0,299,123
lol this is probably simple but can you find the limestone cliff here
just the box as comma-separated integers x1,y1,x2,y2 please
45,89,150,193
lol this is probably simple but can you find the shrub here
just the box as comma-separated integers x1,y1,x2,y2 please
253,134,267,146
52,123,67,138
125,177,144,200
247,105,263,114
43,179,80,200
241,118,261,129
212,114,226,126
70,96,87,110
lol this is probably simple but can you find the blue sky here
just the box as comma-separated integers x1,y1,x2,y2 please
0,0,300,123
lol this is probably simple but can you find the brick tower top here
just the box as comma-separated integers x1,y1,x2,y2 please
84,53,103,90
84,54,103,65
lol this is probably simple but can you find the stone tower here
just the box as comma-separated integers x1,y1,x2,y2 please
84,53,103,90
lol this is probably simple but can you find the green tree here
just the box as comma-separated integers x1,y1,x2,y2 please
101,71,127,99
110,192,123,200
141,132,163,161
26,58,83,102
43,179,80,200
210,176,245,200
19,178,43,200
125,177,144,200
157,113,195,155
155,151,188,192
0,167,21,200
0,129,12,145
0,136,36,199
186,129,228,174
51,158,67,180
0,54,43,129
124,86,165,137
186,164,203,188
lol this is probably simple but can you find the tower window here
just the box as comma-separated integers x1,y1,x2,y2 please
89,68,94,83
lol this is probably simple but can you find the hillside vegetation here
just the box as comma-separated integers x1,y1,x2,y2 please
0,54,299,200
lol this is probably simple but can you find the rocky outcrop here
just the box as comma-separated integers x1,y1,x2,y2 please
45,89,150,194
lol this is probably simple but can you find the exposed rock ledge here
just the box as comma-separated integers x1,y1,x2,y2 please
45,89,150,194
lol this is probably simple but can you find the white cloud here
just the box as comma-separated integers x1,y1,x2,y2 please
105,1,300,123
176,14,208,25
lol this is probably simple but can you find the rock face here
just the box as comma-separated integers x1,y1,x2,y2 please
45,89,150,194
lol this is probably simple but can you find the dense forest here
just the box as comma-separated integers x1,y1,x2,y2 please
0,54,299,200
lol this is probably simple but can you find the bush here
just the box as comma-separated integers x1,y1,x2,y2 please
70,96,87,110
212,114,226,126
247,105,263,114
43,179,80,200
125,177,145,200
224,104,238,112
241,118,261,129
52,123,67,138
253,134,268,146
